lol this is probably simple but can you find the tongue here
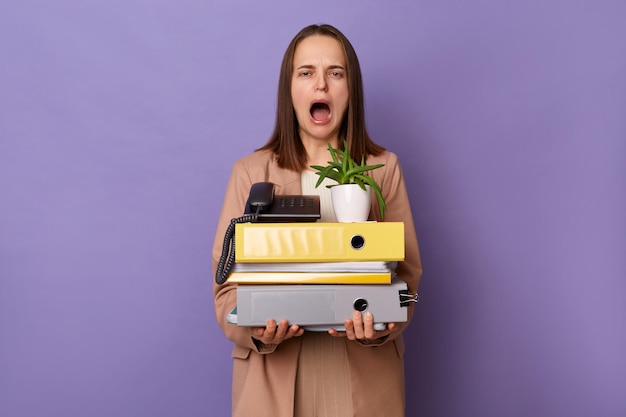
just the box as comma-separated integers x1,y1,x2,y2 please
311,103,330,121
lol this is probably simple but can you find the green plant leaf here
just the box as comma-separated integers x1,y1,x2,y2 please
309,140,387,219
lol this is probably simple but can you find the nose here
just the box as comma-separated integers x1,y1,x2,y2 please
315,74,328,91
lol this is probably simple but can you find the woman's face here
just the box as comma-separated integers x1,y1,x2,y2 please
291,35,349,147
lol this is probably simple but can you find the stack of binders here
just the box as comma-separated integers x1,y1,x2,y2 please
229,222,412,329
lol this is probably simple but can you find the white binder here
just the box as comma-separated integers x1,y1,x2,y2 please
233,278,413,329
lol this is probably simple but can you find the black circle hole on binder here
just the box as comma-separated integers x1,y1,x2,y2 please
353,298,369,312
350,234,365,250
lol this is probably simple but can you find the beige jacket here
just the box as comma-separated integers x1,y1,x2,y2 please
212,149,422,417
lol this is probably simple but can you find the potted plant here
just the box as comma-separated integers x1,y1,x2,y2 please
310,140,386,222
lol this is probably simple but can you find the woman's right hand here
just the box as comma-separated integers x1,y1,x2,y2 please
251,319,304,346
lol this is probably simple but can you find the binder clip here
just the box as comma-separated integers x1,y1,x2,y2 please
399,290,419,307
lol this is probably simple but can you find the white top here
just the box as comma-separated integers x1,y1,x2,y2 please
301,170,337,222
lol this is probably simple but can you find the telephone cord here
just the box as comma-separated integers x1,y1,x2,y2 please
215,212,259,285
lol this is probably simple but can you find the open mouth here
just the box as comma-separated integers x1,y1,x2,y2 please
310,102,331,122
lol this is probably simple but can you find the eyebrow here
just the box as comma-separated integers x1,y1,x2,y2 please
296,64,346,70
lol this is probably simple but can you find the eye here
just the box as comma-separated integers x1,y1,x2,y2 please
330,70,344,78
299,71,311,77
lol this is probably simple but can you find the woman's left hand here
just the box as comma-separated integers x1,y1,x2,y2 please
328,310,396,342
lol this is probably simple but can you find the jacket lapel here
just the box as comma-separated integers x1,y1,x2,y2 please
267,166,302,195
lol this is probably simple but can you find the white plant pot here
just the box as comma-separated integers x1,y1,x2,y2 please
330,184,372,222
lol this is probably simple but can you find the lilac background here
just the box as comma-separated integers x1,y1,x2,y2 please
1,1,625,416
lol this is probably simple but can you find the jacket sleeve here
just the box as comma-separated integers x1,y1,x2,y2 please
211,159,277,353
366,151,423,346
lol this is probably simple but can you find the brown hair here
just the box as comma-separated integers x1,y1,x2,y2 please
258,24,384,171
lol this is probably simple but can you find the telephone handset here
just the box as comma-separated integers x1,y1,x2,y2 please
215,182,321,284
245,181,276,211
244,182,321,222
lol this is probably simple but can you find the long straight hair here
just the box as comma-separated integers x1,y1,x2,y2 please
258,24,384,171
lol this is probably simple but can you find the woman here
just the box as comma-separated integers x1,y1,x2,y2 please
212,24,422,417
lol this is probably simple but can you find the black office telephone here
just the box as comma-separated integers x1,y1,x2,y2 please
215,182,321,284
243,182,321,222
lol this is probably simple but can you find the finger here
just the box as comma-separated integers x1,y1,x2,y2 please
328,328,347,337
286,324,304,339
352,311,365,339
262,319,277,342
344,319,356,340
387,322,397,332
363,312,376,339
251,327,265,338
272,319,290,342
